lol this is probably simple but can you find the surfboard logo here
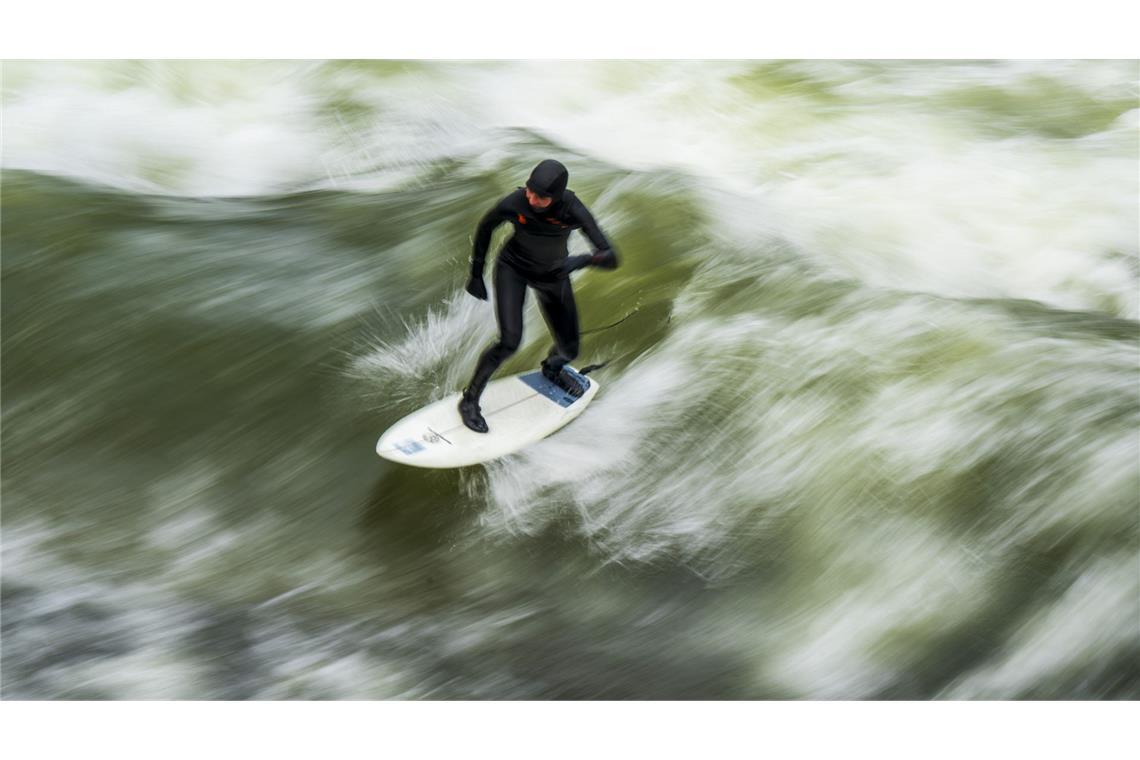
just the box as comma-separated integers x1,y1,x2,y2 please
395,439,425,455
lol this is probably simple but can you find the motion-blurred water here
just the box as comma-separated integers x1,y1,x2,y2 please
2,60,1138,699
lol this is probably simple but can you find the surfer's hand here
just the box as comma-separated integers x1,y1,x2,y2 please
590,248,618,270
555,254,593,278
465,276,488,301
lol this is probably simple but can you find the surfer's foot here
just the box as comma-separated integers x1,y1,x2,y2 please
458,391,489,433
542,364,587,398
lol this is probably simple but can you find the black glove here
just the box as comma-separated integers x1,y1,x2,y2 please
590,248,619,270
465,275,488,301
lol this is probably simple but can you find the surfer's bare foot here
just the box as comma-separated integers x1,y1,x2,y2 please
458,392,489,433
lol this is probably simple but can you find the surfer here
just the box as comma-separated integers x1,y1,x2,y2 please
458,159,619,433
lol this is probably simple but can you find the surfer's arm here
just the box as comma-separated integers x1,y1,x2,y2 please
471,196,513,279
572,198,619,269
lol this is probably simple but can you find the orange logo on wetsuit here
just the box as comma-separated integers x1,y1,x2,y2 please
517,212,568,229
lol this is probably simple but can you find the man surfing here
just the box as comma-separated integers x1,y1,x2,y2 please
458,159,619,433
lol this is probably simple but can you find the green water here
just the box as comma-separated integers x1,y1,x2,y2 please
2,60,1138,699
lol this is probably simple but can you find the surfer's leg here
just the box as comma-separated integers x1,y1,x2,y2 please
464,263,527,400
459,264,528,433
535,279,583,394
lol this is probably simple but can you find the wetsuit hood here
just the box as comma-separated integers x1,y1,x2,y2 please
526,159,569,202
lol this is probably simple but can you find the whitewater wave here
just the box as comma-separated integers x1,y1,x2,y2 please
3,60,1136,316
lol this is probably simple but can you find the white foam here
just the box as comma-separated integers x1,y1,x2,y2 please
764,518,991,699
480,280,1137,587
3,61,327,196
942,556,1140,698
2,520,421,699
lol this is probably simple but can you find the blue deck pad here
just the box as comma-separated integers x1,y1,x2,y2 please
518,368,590,408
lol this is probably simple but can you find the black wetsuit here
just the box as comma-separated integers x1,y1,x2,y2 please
463,160,617,403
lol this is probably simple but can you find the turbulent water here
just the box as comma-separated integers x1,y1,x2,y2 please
2,60,1138,700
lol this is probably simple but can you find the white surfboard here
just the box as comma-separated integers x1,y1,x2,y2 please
375,366,599,468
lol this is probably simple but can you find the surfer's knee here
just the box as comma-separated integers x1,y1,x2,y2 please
498,331,522,354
